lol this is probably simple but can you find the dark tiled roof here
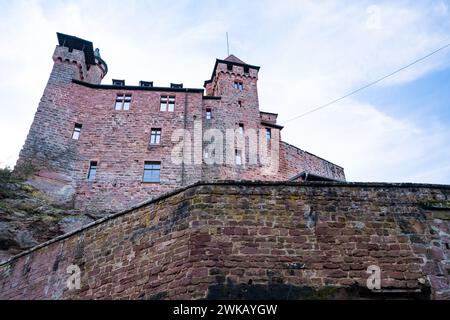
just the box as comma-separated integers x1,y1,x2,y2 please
224,54,246,64
57,32,96,65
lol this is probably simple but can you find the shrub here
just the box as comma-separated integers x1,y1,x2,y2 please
0,166,13,183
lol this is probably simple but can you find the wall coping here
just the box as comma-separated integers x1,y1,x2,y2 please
1,179,449,267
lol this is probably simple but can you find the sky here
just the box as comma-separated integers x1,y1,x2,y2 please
0,0,449,184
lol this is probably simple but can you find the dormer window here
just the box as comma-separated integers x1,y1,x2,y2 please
112,79,125,86
139,81,153,87
170,83,183,89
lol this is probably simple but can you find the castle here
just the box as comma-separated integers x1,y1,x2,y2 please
15,33,344,214
1,33,448,300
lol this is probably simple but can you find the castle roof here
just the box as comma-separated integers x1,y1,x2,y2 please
223,54,247,64
57,32,96,65
204,55,260,86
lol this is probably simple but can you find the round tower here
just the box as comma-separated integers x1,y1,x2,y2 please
52,33,108,84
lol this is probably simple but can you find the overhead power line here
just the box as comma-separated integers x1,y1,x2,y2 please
281,42,450,125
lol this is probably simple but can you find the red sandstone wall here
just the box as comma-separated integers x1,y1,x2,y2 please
279,142,345,181
1,182,448,300
15,42,345,215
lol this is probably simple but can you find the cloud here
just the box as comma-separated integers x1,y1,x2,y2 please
0,0,449,184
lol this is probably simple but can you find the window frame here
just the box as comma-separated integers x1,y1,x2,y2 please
239,123,244,135
206,108,212,120
87,161,97,181
143,161,161,183
150,128,162,144
265,128,272,140
72,123,82,140
115,94,132,111
160,95,175,112
234,81,243,91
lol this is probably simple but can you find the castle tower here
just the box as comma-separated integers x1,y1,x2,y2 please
52,33,108,84
202,55,269,179
204,54,261,128
15,33,108,205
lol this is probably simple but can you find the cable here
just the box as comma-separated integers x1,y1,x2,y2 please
280,42,450,125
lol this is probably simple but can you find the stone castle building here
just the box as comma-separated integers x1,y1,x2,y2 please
1,33,448,300
15,33,344,214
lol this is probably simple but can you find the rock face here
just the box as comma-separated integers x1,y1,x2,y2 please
0,171,94,263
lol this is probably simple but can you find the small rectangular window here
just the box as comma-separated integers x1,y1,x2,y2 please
115,94,132,110
160,95,175,112
239,123,244,134
168,96,175,112
266,128,272,140
234,81,243,91
139,81,153,87
143,161,161,183
123,95,131,110
170,83,183,89
112,79,125,86
227,64,233,71
206,108,212,120
238,100,242,108
235,150,242,165
72,123,82,140
244,66,250,74
150,128,161,144
87,161,97,181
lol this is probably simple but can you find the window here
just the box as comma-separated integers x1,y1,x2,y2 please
160,95,175,112
170,83,183,89
87,161,97,181
227,63,233,71
143,161,161,183
238,100,242,108
265,128,272,140
150,128,161,144
244,66,250,74
139,81,153,87
112,79,125,86
115,94,131,110
206,108,212,120
239,123,244,135
233,81,243,91
235,150,242,165
72,123,82,140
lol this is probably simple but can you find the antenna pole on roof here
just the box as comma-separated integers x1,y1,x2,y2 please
226,32,230,56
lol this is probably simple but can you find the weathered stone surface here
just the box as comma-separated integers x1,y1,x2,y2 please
0,181,448,300
14,34,345,215
0,177,94,262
